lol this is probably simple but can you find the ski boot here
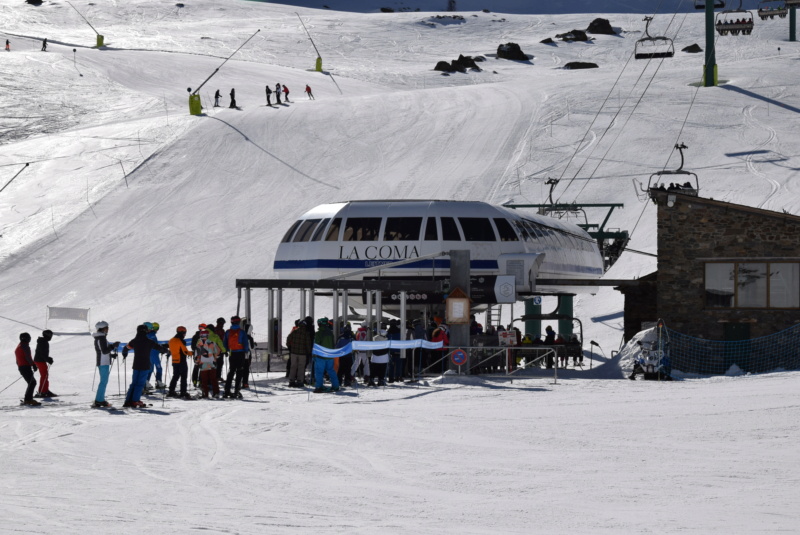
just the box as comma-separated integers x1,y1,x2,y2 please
22,399,41,406
155,381,166,389
44,391,57,398
233,391,243,400
166,390,179,398
178,392,193,400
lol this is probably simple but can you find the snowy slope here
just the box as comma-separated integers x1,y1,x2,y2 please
1,1,800,532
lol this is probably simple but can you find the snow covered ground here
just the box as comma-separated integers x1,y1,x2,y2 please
1,0,800,532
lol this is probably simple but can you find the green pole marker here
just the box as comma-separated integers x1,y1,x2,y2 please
704,0,717,87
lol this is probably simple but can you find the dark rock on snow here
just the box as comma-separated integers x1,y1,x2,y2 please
496,42,528,61
682,43,703,53
586,18,616,35
540,37,556,45
434,55,482,73
564,61,599,70
556,29,589,42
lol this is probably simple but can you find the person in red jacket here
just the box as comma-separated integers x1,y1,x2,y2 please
16,332,39,406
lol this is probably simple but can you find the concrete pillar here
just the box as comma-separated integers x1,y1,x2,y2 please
449,250,470,371
525,298,542,337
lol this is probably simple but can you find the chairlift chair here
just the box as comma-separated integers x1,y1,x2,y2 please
758,0,788,19
695,0,725,8
783,0,800,6
715,0,755,35
634,17,675,60
639,143,700,197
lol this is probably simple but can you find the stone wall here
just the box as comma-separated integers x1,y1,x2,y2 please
652,190,800,340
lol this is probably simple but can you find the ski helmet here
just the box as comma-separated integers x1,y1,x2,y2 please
199,329,208,338
176,326,187,333
42,329,53,340
198,323,207,330
143,322,154,332
96,321,109,331
230,315,241,324
152,322,160,332
317,317,329,327
136,324,147,334
19,332,31,343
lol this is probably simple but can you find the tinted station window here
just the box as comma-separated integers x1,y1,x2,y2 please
441,217,462,241
384,217,422,241
343,217,382,241
424,217,438,241
311,218,330,241
325,218,342,241
292,219,321,242
493,218,519,241
281,220,302,243
459,218,497,241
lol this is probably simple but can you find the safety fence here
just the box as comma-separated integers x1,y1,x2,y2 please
666,324,800,375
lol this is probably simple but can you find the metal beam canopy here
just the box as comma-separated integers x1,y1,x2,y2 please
236,278,445,292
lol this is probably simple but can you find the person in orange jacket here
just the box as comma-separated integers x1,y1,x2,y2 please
167,326,193,399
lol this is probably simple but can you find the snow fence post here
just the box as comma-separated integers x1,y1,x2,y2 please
96,35,104,48
315,56,323,72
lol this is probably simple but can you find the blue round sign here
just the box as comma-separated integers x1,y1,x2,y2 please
451,349,468,366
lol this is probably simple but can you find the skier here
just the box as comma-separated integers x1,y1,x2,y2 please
368,328,390,387
241,317,256,389
6,39,10,52
123,324,167,408
214,89,221,107
223,316,250,399
16,333,39,406
213,317,227,382
282,84,291,103
351,321,371,385
229,88,237,109
335,323,354,387
387,319,402,383
313,317,339,393
167,326,193,399
92,321,119,408
145,322,165,392
33,329,56,398
194,329,221,398
286,319,311,388
275,83,282,105
41,38,47,51
305,84,314,100
265,84,273,107
190,323,205,387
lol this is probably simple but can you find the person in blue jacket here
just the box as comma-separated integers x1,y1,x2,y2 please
145,322,165,392
223,316,250,399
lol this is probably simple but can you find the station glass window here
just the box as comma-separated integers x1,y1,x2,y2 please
311,218,330,241
458,218,497,241
493,218,519,241
281,220,302,243
342,217,382,241
384,217,422,241
424,218,438,241
441,217,462,241
292,219,321,242
705,262,800,309
325,218,342,241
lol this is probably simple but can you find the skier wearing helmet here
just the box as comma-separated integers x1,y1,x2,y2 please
223,316,249,399
124,324,168,408
167,326,193,399
145,322,165,393
16,332,38,406
92,321,120,408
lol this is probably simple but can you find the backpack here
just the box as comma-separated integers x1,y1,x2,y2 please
227,329,244,351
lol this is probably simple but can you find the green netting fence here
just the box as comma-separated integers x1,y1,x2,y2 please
666,323,800,375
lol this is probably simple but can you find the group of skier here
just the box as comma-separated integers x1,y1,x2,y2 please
11,315,255,409
212,83,315,108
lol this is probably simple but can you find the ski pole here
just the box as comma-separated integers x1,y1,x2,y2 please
116,354,121,395
91,366,97,392
0,376,23,396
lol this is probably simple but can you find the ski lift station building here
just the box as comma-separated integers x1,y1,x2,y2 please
622,188,800,343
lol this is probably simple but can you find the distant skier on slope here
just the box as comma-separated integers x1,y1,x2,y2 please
214,89,221,107
265,84,273,107
16,332,39,406
6,39,11,52
275,83,282,105
229,87,237,108
282,84,291,103
305,84,314,100
41,38,47,51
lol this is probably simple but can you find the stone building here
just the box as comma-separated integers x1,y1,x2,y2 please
649,188,800,341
